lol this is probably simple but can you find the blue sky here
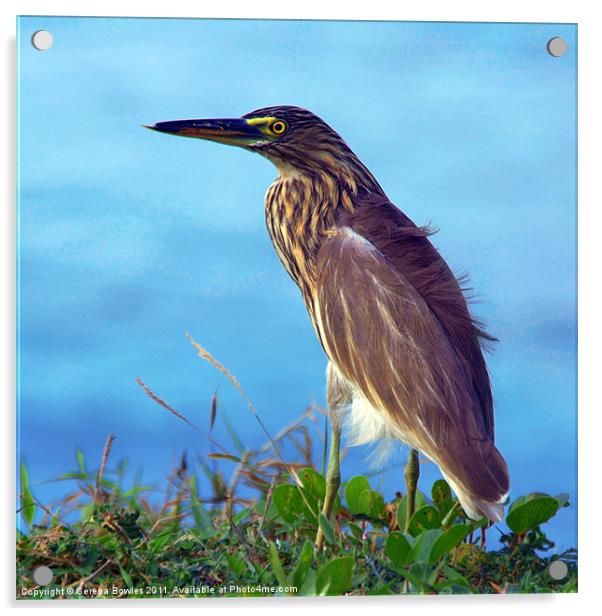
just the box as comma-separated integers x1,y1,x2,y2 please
17,17,576,550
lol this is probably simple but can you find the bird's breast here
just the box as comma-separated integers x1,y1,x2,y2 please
264,175,341,301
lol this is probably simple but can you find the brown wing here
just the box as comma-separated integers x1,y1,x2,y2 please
337,191,496,440
314,226,509,515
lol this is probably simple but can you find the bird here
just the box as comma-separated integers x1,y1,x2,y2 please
146,105,510,547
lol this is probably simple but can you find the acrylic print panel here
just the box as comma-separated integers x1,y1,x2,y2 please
17,16,577,598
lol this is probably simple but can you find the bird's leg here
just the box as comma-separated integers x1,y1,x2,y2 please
404,448,420,532
315,363,350,551
315,417,342,550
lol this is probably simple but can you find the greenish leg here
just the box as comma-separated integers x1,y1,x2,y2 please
404,448,420,533
315,418,342,550
315,363,350,550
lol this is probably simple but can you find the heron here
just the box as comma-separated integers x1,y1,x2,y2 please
146,106,510,548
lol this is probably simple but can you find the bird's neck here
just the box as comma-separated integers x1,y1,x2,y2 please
264,169,360,300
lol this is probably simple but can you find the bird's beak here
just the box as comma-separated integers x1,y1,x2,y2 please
144,117,264,146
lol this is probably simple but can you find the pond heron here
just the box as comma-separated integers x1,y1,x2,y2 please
147,106,510,548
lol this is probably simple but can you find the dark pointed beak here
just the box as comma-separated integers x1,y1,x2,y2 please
144,117,264,146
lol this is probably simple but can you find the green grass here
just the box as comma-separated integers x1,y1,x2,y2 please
17,433,577,598
17,343,577,598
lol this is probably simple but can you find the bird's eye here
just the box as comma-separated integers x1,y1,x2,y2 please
271,120,287,135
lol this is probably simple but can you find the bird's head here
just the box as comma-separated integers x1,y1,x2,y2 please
147,105,381,188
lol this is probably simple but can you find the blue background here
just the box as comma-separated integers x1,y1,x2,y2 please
17,17,577,550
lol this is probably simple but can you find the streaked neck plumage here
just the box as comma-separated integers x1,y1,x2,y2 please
263,151,384,307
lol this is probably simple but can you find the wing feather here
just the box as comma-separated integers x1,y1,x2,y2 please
336,192,497,439
314,226,509,513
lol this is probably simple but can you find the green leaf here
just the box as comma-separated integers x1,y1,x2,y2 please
318,513,336,545
76,449,86,473
396,490,427,531
408,529,443,564
189,476,211,532
272,484,304,524
297,487,320,526
81,501,94,524
118,563,133,588
121,486,152,498
348,522,363,539
289,540,313,590
434,576,472,593
441,502,462,527
431,480,454,516
316,556,354,596
51,508,61,527
220,411,245,454
404,562,433,591
438,565,473,593
508,492,549,513
357,489,386,519
367,582,395,595
226,553,246,575
148,528,175,553
506,495,560,534
54,472,91,481
299,468,326,500
429,524,471,565
468,515,489,531
233,506,252,525
408,505,442,536
385,531,412,566
300,569,317,596
255,497,281,524
19,462,35,528
345,476,371,514
269,542,289,588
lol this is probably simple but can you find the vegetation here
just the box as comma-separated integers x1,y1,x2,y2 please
16,445,577,597
17,340,577,598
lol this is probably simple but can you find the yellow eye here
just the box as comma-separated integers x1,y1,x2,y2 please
271,120,287,135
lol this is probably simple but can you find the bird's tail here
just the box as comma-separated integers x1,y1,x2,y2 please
437,444,510,523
